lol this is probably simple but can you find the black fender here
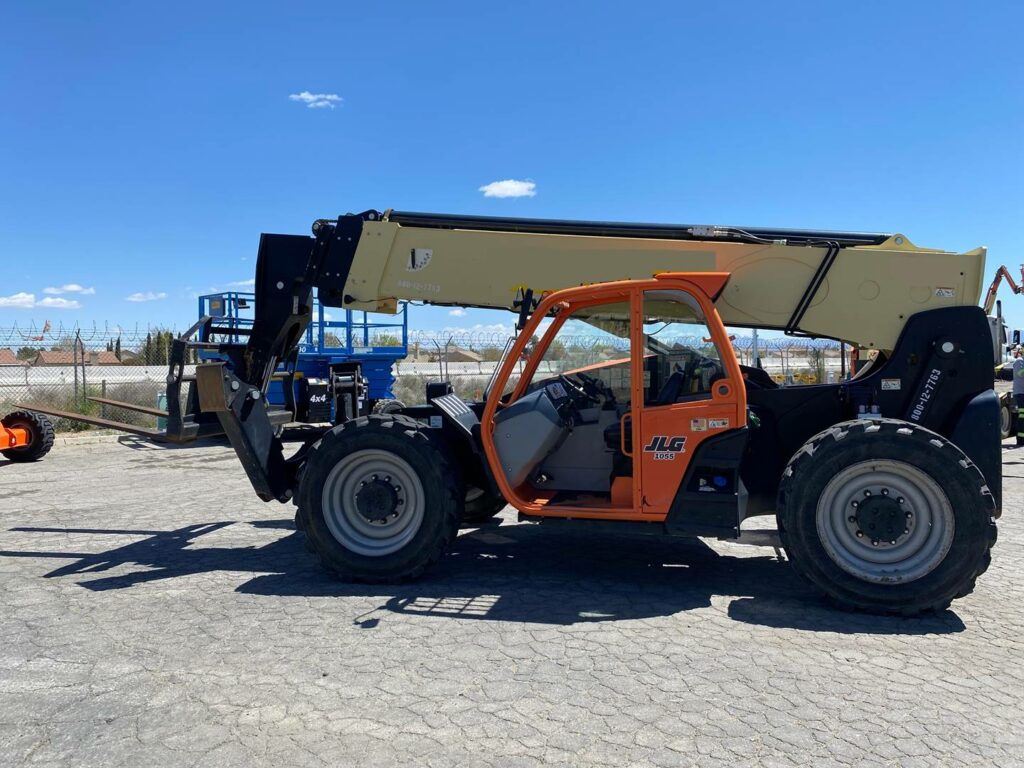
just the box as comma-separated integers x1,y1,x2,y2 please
949,389,1002,515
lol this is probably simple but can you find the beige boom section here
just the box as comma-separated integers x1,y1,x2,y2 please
341,219,986,351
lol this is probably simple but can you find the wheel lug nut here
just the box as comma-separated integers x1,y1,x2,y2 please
371,475,377,481
385,476,391,482
394,485,401,492
397,499,404,505
848,515,856,523
851,501,859,508
897,497,905,504
904,528,910,535
871,539,879,546
359,481,366,487
881,489,889,496
890,540,897,545
905,511,912,519
856,530,864,538
864,490,872,497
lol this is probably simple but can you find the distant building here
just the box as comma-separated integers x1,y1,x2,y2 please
88,350,122,366
31,350,122,366
439,347,484,363
0,348,26,366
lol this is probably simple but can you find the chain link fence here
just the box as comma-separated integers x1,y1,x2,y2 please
0,324,193,432
396,331,845,403
2,323,845,432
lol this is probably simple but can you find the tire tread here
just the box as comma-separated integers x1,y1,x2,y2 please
297,414,461,583
1,410,55,462
777,418,997,616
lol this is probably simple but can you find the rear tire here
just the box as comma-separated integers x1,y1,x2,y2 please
777,419,997,615
296,414,462,582
2,410,55,462
461,487,507,524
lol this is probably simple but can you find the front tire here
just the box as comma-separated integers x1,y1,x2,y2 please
778,419,997,615
999,393,1014,440
2,410,55,462
296,415,462,582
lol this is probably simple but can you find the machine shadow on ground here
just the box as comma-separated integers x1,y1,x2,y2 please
0,517,965,635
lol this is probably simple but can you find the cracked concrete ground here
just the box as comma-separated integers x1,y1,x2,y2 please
2,436,1023,767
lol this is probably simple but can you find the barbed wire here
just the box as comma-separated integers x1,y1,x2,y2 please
1,324,843,353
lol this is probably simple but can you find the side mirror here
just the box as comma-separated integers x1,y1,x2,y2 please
1014,330,1021,345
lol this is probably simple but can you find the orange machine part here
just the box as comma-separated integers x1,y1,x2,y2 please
4,426,31,449
481,272,745,522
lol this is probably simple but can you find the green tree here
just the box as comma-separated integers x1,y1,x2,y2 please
545,338,567,361
371,333,401,347
114,337,121,361
50,336,75,352
16,346,37,361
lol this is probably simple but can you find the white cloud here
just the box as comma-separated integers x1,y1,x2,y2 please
37,297,82,309
0,292,36,309
479,179,537,198
448,308,467,317
125,291,167,302
0,292,81,309
43,283,95,295
289,91,343,109
226,278,256,288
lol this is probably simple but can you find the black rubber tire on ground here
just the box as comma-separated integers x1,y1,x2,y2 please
777,418,997,616
461,487,507,524
296,414,463,582
372,399,406,415
1,410,55,462
999,393,1014,440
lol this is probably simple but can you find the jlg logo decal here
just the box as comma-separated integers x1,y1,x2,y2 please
643,435,686,461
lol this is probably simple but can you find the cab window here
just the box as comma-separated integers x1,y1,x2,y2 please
523,301,633,404
642,289,726,406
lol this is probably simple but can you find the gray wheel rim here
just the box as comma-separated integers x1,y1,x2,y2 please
1000,404,1011,437
815,459,955,584
322,449,426,557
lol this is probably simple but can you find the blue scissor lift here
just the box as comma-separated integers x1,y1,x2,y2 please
197,292,408,424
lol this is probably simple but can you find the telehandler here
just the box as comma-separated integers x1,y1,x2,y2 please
24,210,1001,613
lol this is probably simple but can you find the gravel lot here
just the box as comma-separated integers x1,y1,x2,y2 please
2,436,1023,767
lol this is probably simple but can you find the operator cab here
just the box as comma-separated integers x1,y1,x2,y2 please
488,282,741,516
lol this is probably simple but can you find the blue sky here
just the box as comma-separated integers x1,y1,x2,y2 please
1,1,1022,337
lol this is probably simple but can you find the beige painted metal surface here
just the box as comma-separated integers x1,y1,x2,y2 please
342,218,986,351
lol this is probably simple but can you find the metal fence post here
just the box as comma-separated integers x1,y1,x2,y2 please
79,333,87,407
73,332,79,405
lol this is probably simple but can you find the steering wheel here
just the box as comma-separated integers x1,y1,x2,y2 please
573,371,612,403
558,374,601,407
